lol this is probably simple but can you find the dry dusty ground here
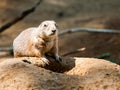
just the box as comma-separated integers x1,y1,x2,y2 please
0,0,120,64
0,57,120,90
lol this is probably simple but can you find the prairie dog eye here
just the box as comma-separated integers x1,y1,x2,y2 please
44,24,47,27
55,23,58,28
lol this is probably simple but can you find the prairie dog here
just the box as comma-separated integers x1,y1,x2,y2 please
13,20,61,63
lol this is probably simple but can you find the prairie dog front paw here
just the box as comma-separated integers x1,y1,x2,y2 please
55,54,62,62
41,57,49,64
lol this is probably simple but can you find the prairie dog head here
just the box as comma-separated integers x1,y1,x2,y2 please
37,20,58,39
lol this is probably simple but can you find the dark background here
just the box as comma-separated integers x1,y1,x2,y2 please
0,0,120,64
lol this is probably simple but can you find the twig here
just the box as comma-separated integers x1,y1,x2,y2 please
59,28,120,36
0,47,13,57
62,47,86,56
0,0,42,33
0,47,13,52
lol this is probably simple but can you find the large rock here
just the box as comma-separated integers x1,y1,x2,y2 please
0,57,119,90
66,58,120,90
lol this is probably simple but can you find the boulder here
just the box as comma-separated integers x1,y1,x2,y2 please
66,57,120,90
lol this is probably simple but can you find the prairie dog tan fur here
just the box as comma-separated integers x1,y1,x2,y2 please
13,20,61,63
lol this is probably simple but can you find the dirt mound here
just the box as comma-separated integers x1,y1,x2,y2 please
0,57,119,90
66,58,120,89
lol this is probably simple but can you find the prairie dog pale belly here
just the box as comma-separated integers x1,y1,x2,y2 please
44,41,54,53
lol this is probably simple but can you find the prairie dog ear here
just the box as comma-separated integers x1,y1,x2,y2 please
38,23,43,28
38,21,47,28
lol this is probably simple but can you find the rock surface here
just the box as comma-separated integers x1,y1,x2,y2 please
66,58,120,90
0,57,120,90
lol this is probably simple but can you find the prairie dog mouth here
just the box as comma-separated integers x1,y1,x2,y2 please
50,32,56,35
50,30,57,35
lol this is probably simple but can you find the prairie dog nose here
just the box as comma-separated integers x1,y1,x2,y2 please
52,29,56,33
